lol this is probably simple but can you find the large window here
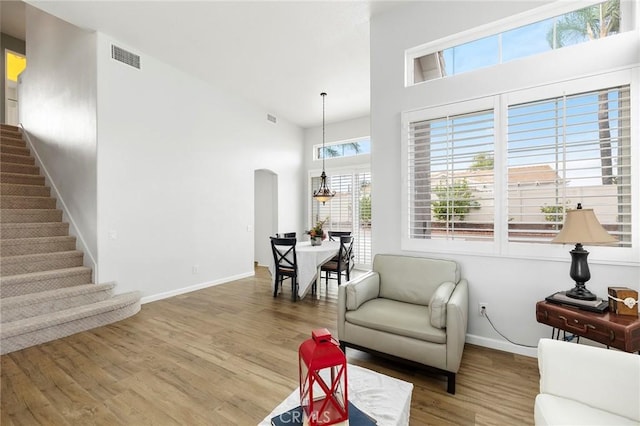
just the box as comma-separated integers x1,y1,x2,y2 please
408,0,626,85
402,72,635,259
407,107,495,241
311,170,372,266
507,85,632,246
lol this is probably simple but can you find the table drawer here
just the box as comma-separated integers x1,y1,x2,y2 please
536,305,624,350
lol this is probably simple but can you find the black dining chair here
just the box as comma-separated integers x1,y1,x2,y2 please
328,231,351,241
321,235,354,285
270,237,299,301
275,232,296,238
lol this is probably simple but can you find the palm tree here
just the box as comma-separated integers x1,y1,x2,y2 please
322,142,361,158
547,0,620,185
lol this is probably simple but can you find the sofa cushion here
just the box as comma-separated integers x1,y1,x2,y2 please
428,281,456,329
374,254,460,305
534,394,639,426
344,298,446,344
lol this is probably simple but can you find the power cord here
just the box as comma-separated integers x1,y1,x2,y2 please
483,308,538,348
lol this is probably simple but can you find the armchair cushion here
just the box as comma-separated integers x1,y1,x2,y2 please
345,298,446,344
428,281,456,329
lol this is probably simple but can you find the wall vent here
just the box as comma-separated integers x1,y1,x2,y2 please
111,45,140,69
267,114,277,124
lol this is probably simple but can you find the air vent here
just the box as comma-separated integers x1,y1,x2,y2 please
267,114,277,124
111,45,140,69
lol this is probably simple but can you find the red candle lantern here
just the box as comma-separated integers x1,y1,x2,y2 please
298,328,348,425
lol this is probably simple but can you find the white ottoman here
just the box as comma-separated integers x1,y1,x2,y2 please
259,364,413,426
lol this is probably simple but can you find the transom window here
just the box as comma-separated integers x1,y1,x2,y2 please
314,137,371,161
408,0,625,85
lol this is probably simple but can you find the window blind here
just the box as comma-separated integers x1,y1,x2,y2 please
408,110,495,241
311,171,372,265
507,85,631,246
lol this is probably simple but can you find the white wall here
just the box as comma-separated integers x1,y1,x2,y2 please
94,34,304,301
20,6,98,270
371,1,640,356
304,115,371,229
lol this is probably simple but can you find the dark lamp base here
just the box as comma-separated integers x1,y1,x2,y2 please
566,284,597,301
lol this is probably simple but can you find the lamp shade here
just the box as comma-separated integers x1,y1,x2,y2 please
551,206,617,245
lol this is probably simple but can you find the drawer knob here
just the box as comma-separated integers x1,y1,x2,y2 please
609,330,615,341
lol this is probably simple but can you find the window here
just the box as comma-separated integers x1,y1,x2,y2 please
406,107,495,242
507,85,632,246
311,171,372,265
409,0,624,85
314,137,371,160
402,72,635,258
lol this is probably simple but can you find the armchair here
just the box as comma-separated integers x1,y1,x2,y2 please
535,338,640,425
337,254,468,394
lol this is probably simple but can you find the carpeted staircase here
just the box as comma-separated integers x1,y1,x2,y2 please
0,124,141,355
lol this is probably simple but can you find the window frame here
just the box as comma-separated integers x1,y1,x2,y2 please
401,69,639,264
312,136,371,161
405,0,630,87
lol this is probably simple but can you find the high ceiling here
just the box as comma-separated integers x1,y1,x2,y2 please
5,1,405,128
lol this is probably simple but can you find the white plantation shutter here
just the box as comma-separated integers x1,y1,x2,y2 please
311,171,372,266
407,109,495,241
507,85,631,246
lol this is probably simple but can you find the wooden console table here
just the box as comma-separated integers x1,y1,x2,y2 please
536,300,640,353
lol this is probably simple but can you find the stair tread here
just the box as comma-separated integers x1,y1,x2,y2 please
0,282,116,308
0,266,92,284
0,291,141,338
0,221,67,229
1,235,76,245
0,249,82,262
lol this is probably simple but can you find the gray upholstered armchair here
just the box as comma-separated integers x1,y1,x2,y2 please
337,254,468,394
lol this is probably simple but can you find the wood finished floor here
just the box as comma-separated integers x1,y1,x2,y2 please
1,267,540,425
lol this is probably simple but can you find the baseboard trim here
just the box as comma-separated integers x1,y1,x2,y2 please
466,334,538,358
140,271,255,304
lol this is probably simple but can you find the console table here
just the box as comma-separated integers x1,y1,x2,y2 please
536,300,640,353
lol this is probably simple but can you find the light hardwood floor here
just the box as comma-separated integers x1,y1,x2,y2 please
1,267,540,425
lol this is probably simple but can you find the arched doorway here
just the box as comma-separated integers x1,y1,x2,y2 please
254,169,278,267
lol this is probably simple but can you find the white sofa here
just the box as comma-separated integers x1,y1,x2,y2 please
535,338,640,426
337,254,468,394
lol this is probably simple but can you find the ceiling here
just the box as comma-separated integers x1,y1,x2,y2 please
3,1,405,128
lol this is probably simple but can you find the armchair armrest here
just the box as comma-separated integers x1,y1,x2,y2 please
537,338,640,422
445,279,468,373
337,271,380,339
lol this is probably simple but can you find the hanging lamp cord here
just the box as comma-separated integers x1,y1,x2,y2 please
321,92,326,172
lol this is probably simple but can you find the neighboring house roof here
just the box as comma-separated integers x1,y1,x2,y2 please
432,164,563,187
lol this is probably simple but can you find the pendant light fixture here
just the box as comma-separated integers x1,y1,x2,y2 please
313,92,335,205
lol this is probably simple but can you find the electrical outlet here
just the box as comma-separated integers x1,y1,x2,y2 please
479,303,488,316
192,265,199,274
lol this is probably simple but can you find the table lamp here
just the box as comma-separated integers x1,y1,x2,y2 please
551,203,617,301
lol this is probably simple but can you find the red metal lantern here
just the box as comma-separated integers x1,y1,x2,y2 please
299,328,348,425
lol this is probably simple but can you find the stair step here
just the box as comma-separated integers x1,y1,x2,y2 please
0,172,45,186
0,222,70,240
0,183,51,197
1,209,62,223
1,195,56,209
0,163,40,175
1,282,116,323
0,291,141,355
0,136,26,148
0,144,30,156
1,126,21,137
1,235,77,256
0,152,35,165
0,250,83,277
0,266,93,297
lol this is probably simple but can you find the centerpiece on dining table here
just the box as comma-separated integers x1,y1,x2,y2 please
307,217,328,246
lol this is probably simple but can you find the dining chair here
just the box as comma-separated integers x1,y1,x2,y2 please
276,232,296,238
321,235,354,285
328,231,351,241
270,237,299,301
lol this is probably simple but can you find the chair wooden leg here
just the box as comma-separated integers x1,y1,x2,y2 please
273,274,279,297
446,372,456,394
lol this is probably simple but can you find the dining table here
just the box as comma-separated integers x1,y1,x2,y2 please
270,240,340,300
